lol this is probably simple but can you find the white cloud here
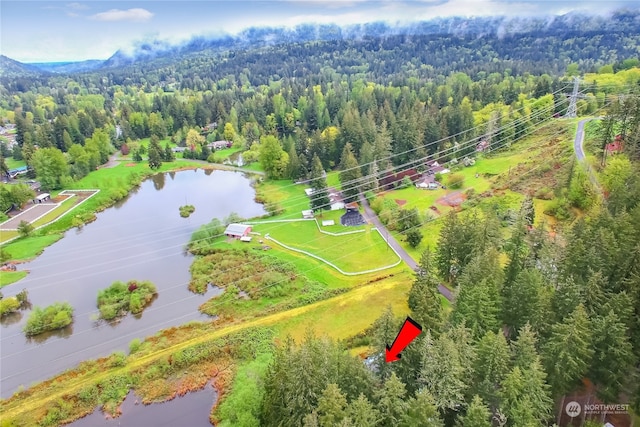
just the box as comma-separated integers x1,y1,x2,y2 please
285,0,370,8
90,8,154,22
66,3,89,10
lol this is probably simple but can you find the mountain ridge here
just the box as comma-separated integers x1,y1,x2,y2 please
2,8,639,79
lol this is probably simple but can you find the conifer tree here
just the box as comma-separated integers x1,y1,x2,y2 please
470,331,510,408
401,389,443,427
408,249,444,335
543,304,594,397
347,394,379,427
310,154,330,212
316,383,348,427
371,306,399,381
511,323,539,371
589,310,636,402
148,135,163,170
419,331,468,413
163,143,175,162
375,372,408,427
456,395,492,427
338,143,362,203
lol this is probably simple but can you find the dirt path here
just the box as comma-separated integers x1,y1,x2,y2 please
100,152,122,169
358,194,453,301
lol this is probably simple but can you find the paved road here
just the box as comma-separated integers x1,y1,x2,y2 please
574,118,602,192
358,194,453,301
574,119,589,161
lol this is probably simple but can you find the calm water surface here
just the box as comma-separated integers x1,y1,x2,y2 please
69,384,217,427
0,169,265,398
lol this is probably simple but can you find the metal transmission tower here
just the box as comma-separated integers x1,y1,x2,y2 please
564,77,581,118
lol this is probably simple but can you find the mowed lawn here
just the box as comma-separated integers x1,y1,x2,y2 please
252,220,400,273
5,157,26,170
256,179,310,219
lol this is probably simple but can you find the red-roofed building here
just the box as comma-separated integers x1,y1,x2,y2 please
606,135,624,155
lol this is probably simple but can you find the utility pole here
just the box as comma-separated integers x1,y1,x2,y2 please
564,77,580,118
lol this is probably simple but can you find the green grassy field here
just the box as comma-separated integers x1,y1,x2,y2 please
378,120,575,257
0,270,27,288
275,270,414,342
241,161,265,173
223,238,402,289
5,157,26,170
1,234,63,260
214,146,242,159
251,220,399,273
256,179,310,217
326,171,341,189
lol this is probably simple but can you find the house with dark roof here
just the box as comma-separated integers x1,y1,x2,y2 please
224,223,252,238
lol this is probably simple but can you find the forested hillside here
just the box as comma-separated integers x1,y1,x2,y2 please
1,9,640,427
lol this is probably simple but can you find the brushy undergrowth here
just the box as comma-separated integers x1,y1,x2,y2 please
23,302,73,336
179,204,196,217
97,280,158,320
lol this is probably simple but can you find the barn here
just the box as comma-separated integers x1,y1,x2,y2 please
224,223,252,238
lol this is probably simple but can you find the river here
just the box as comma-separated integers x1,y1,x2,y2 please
0,168,265,398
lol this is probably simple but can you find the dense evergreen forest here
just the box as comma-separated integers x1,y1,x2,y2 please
1,10,640,427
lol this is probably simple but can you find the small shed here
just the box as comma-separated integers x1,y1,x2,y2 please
224,223,252,238
328,190,345,210
240,236,252,243
302,209,314,219
304,188,315,197
34,193,51,203
322,220,335,226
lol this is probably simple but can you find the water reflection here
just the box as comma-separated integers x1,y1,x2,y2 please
70,383,217,427
27,324,74,344
152,173,165,191
0,311,23,327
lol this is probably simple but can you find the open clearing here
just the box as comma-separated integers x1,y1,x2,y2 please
251,220,400,274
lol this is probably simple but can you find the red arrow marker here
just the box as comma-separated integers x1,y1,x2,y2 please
385,317,423,363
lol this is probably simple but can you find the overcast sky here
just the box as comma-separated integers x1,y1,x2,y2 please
0,0,635,63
